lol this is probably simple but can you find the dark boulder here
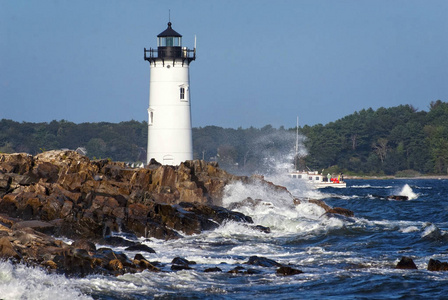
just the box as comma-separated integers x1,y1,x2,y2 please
97,236,137,247
245,256,282,267
395,256,417,270
125,244,156,254
276,266,303,276
179,202,253,224
228,266,246,274
204,267,222,272
172,256,196,266
0,236,22,260
171,264,193,271
428,259,448,271
171,257,196,271
387,195,409,201
228,266,260,274
250,224,271,233
71,239,97,253
133,254,160,272
53,251,97,277
327,207,354,217
11,220,56,235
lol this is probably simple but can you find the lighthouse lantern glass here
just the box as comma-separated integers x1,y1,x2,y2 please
158,37,182,47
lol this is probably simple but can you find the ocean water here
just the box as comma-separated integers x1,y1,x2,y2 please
2,178,448,299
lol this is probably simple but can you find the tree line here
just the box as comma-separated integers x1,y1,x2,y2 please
1,100,447,176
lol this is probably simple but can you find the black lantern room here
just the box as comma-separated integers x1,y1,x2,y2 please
144,22,195,64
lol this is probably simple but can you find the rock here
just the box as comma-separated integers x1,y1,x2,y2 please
245,256,282,267
125,244,156,253
0,214,17,227
97,236,137,247
276,266,303,276
307,199,355,218
0,150,358,278
171,264,193,271
0,153,34,174
395,256,418,270
227,197,263,210
179,202,253,224
133,256,160,272
107,259,124,271
327,207,355,217
0,236,21,260
308,199,332,211
227,266,260,274
71,239,97,253
387,195,409,201
0,222,157,277
204,267,222,272
248,224,271,233
428,259,448,271
0,173,12,191
1,151,316,242
32,162,60,183
171,257,195,271
41,260,58,270
228,266,246,274
11,220,55,234
148,202,210,235
172,257,196,266
134,253,146,260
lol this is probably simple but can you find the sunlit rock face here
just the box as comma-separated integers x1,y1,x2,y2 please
0,150,258,240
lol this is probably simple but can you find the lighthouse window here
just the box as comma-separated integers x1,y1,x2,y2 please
158,37,181,47
148,110,154,125
180,87,185,100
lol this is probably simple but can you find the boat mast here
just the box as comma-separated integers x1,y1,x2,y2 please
294,116,299,170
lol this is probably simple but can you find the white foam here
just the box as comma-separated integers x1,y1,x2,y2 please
400,226,419,233
351,185,393,189
0,261,91,300
221,178,355,239
422,223,442,239
398,184,418,200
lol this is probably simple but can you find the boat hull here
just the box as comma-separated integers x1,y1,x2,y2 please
289,171,347,188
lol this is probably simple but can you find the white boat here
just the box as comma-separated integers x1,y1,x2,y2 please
288,170,347,188
289,117,346,188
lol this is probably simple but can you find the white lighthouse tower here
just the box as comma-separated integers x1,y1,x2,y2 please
144,22,196,165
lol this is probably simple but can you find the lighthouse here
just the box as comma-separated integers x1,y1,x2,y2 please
144,22,196,165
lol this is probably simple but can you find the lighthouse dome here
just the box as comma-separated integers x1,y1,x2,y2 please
157,22,182,47
157,22,182,38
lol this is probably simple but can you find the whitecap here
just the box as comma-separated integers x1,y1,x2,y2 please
400,226,420,233
422,224,442,239
0,261,91,300
398,184,418,200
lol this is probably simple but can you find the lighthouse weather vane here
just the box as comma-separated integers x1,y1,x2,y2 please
144,20,196,165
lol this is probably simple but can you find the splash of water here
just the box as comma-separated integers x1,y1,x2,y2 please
398,184,418,200
0,261,91,300
222,178,344,236
249,130,307,175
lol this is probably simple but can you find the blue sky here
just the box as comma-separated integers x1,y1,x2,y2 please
1,0,447,129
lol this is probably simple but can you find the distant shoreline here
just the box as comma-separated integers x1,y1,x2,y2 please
345,175,448,180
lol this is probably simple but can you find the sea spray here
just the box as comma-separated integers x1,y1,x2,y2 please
0,261,91,300
244,129,307,175
222,179,345,235
398,184,418,200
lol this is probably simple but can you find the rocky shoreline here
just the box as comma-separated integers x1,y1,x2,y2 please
1,150,446,278
0,150,308,277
